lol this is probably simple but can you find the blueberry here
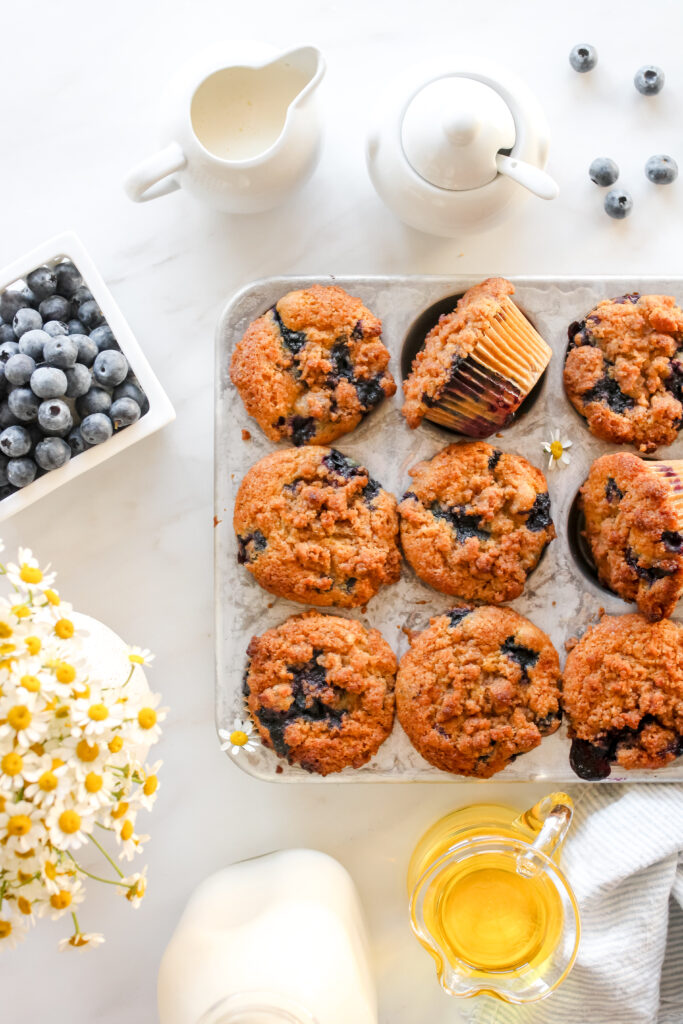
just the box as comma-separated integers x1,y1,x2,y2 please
93,349,128,387
110,397,141,429
54,260,82,298
66,427,89,456
0,425,31,457
89,324,118,352
7,457,36,488
0,341,19,362
72,334,97,367
34,436,71,471
569,44,597,72
43,335,78,369
9,387,39,423
12,308,42,337
0,324,15,344
30,366,67,399
645,154,678,184
70,285,93,315
114,378,149,413
0,290,31,323
42,320,69,338
77,299,104,329
80,412,113,445
604,188,633,219
64,364,92,398
589,157,619,187
5,354,36,386
635,65,665,95
0,402,15,429
77,387,112,417
18,329,47,361
67,319,86,335
26,266,57,299
37,399,72,436
38,295,71,323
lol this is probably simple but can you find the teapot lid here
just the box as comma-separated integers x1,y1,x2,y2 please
401,76,515,191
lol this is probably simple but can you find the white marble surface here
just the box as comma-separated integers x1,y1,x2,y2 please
2,0,683,1020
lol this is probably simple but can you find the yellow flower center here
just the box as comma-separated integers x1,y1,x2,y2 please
20,564,43,585
45,861,57,880
0,643,15,655
1,751,23,776
25,636,41,655
549,440,564,459
85,772,103,794
230,729,248,747
143,774,158,796
54,618,74,639
76,740,99,763
0,658,15,672
58,810,81,835
111,801,128,820
137,708,157,730
8,814,32,837
44,589,60,606
0,920,12,938
50,890,71,910
129,653,145,664
20,674,40,693
17,896,32,915
39,770,59,792
88,703,108,722
0,623,12,639
120,819,134,841
55,663,76,684
11,604,30,619
7,705,31,731
72,684,90,700
108,736,123,753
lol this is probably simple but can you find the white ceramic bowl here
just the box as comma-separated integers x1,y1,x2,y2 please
0,231,175,521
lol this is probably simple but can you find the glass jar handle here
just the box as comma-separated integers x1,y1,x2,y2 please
514,792,574,877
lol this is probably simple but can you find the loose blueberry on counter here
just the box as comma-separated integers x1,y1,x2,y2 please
110,396,141,429
38,295,71,324
64,364,92,399
7,457,36,488
93,349,128,387
77,387,111,416
31,366,67,399
54,260,82,297
0,425,31,457
42,320,69,338
645,154,678,184
589,157,619,186
18,329,47,361
4,354,34,386
34,437,71,472
67,427,89,456
37,399,72,437
114,378,148,413
89,324,118,352
12,307,42,337
44,335,78,369
77,298,104,330
604,189,633,219
634,65,665,95
80,412,113,445
8,388,39,423
26,266,57,300
569,43,597,72
72,334,98,367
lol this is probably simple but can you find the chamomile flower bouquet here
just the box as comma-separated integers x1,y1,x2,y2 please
0,543,165,951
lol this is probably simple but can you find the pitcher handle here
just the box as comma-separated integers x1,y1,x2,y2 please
124,142,186,203
514,792,574,877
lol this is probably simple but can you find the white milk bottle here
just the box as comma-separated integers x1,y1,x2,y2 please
157,849,378,1024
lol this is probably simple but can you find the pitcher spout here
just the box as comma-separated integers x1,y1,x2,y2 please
274,45,326,104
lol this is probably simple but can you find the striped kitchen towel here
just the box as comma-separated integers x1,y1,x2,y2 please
464,784,683,1024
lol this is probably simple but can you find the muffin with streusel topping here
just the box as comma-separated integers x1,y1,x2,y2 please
398,441,555,603
396,605,562,778
234,446,401,608
564,292,683,453
230,284,395,446
245,610,397,775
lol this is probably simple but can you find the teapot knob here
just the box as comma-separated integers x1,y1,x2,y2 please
442,111,480,146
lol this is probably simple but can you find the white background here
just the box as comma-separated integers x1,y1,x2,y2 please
2,0,683,1020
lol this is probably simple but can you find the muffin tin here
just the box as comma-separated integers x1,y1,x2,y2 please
215,275,683,783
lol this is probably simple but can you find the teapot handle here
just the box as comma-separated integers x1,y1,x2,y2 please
124,142,186,203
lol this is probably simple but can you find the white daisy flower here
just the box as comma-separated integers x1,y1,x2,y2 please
59,931,105,951
0,906,27,950
121,867,148,908
0,748,42,794
45,804,93,852
5,548,56,593
542,429,573,471
138,761,162,811
70,697,125,737
22,756,70,808
46,879,85,921
127,646,155,667
0,695,50,748
0,800,41,853
219,717,259,755
125,693,167,744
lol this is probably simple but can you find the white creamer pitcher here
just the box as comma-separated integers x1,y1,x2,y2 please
124,42,325,213
157,849,378,1024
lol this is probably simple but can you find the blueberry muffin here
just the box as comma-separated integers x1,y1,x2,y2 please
402,278,552,436
564,292,683,453
564,613,683,779
233,446,401,608
230,284,395,446
581,452,683,620
398,441,555,603
244,610,397,774
396,606,561,778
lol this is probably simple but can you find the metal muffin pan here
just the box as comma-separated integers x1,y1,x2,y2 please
214,275,683,783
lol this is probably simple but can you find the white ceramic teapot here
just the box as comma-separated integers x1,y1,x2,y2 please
366,56,558,236
124,42,325,213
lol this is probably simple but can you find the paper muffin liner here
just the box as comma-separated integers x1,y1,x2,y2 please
646,460,683,524
425,297,553,437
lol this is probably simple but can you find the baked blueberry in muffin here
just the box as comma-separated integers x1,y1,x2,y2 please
230,284,395,446
233,446,401,608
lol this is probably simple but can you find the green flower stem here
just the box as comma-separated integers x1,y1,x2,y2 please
88,832,124,879
71,911,80,934
122,665,135,688
66,853,127,889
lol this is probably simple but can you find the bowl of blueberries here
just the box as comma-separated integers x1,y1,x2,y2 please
0,232,174,519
